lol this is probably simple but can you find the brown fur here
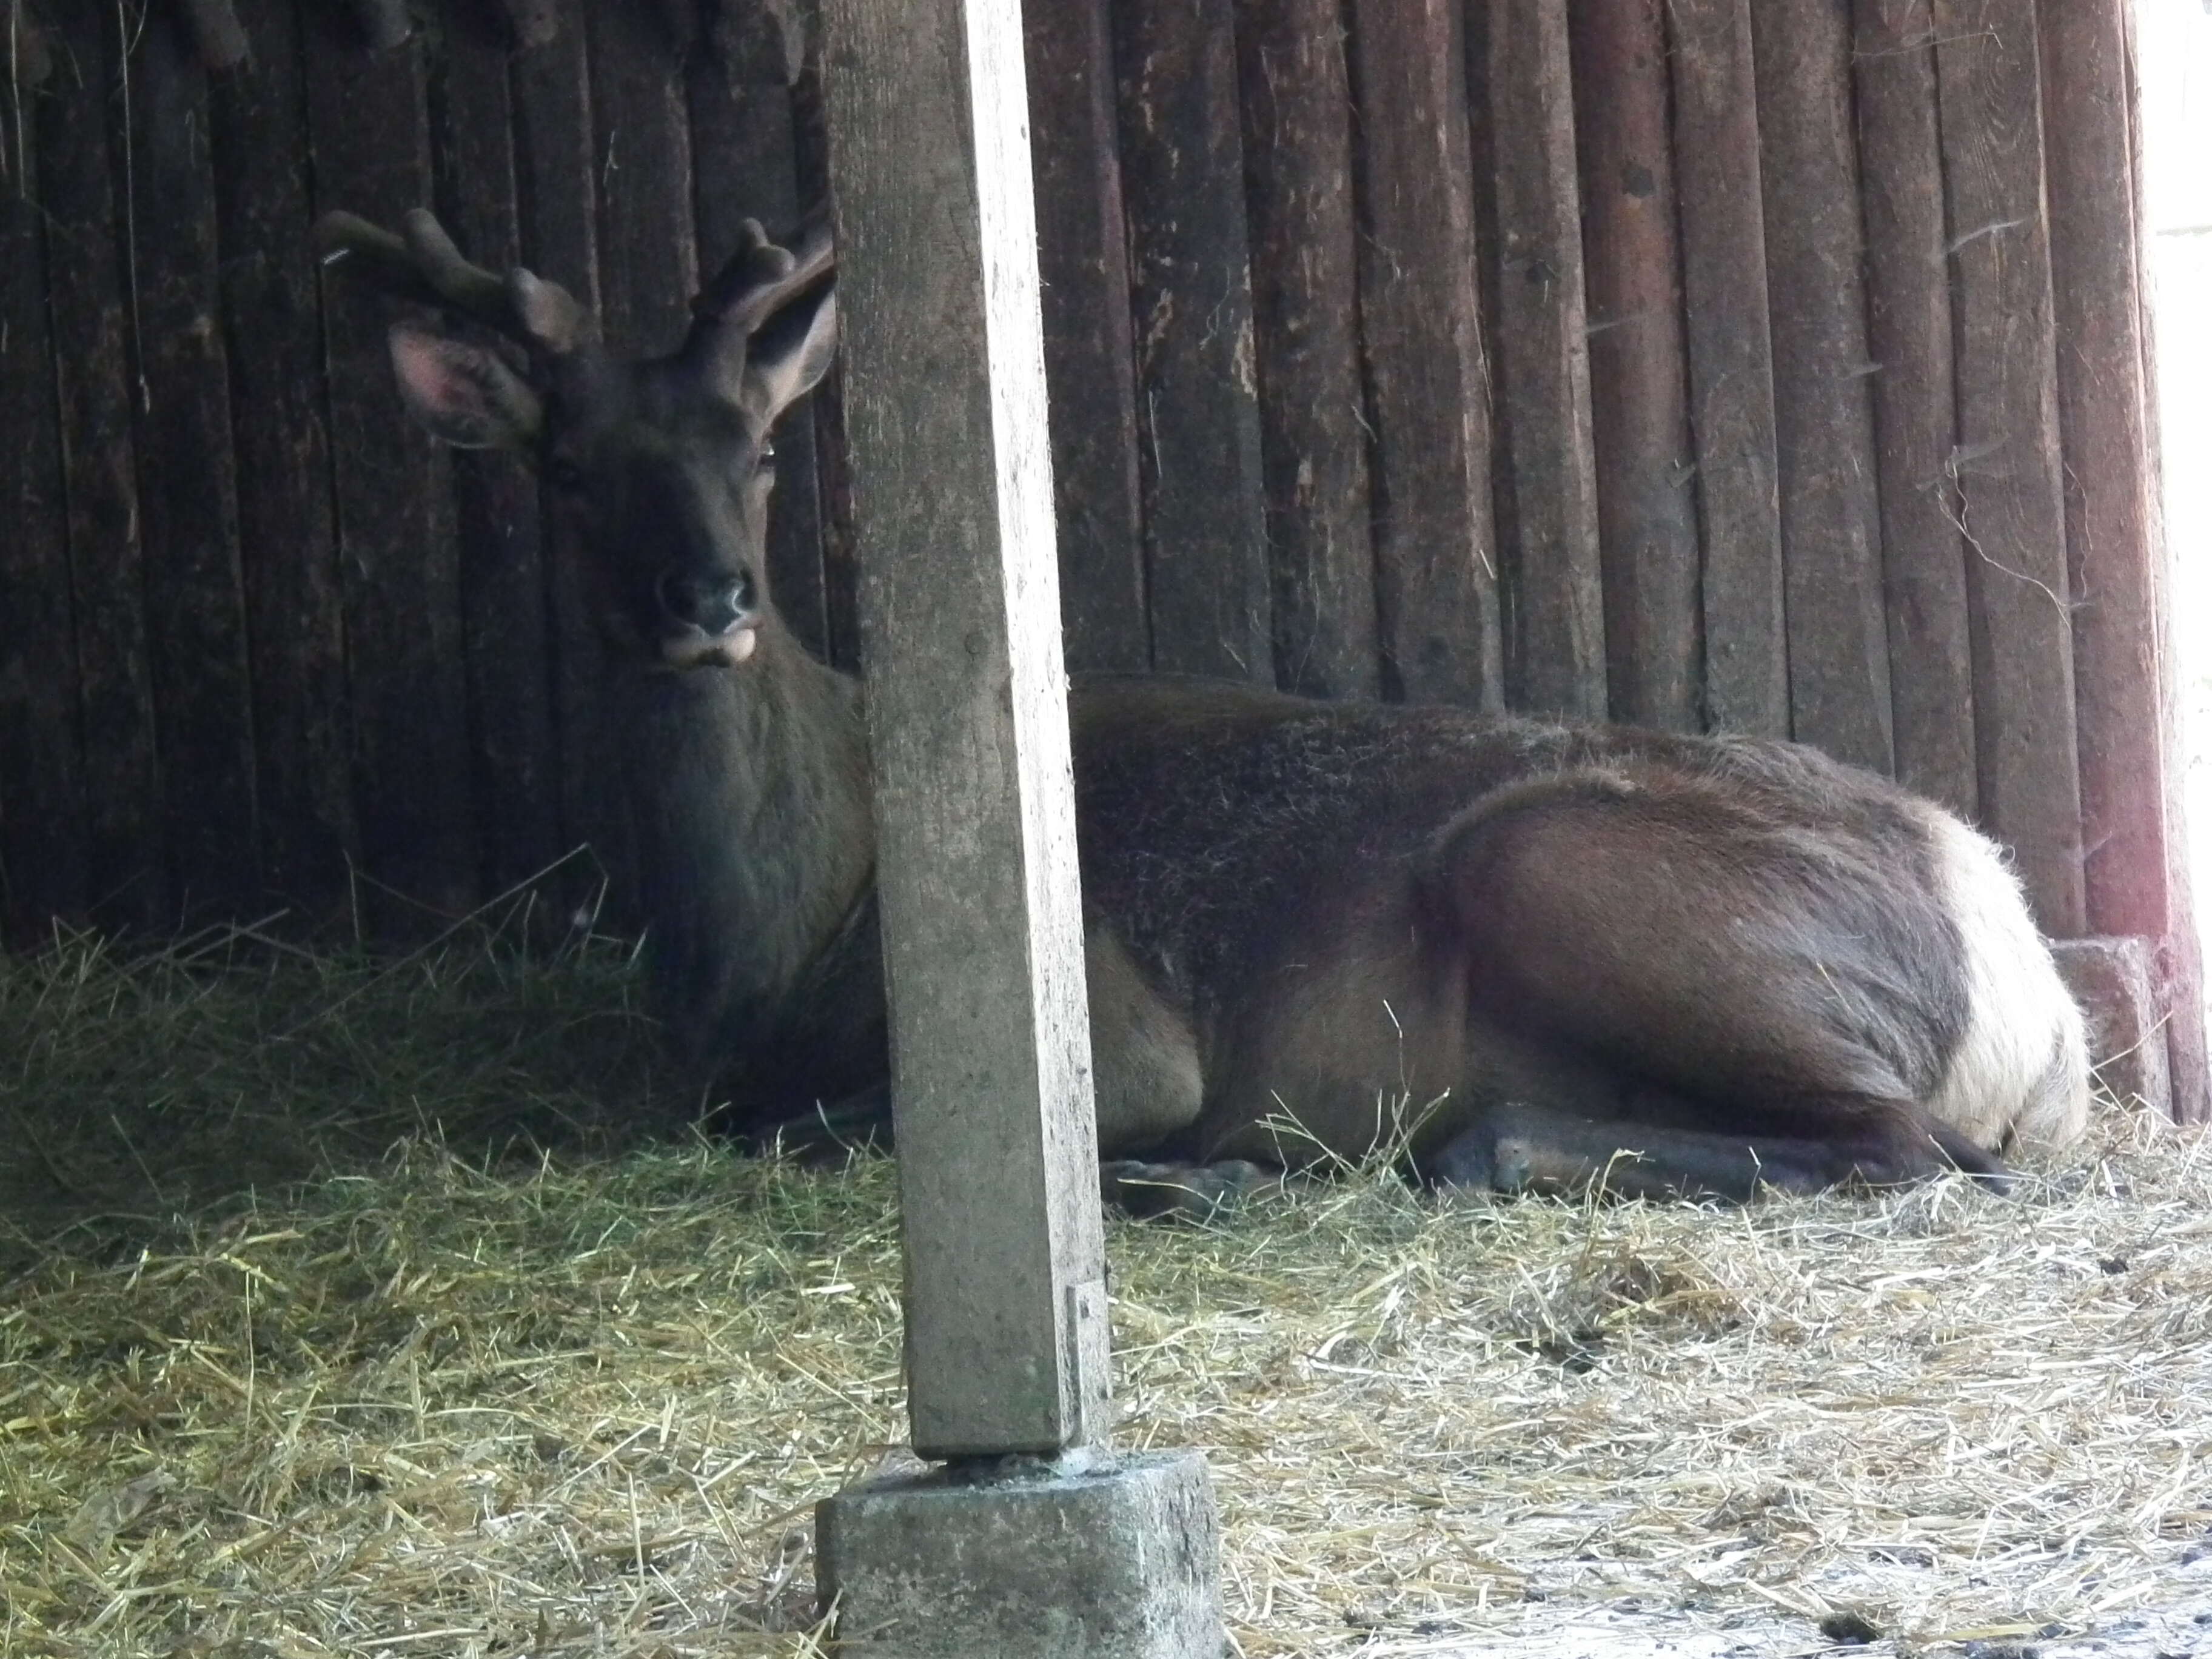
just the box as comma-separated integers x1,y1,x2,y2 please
338,209,2086,1201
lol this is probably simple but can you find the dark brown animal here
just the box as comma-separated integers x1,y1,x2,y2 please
318,209,2088,1202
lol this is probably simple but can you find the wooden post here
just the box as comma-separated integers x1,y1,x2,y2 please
37,1,165,933
1024,0,1150,675
820,0,1110,1459
1350,0,1503,709
811,20,1220,1639
435,6,565,902
1749,0,1894,773
2038,1,2167,943
1666,0,1786,741
1233,0,1379,699
1852,0,1979,819
1112,0,1272,682
211,0,356,917
1566,0,1701,732
303,2,478,925
116,7,263,919
1933,0,2086,936
0,71,87,942
1469,0,1607,721
2120,0,2207,1122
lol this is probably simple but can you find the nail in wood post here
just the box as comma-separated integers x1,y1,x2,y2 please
820,0,1110,1457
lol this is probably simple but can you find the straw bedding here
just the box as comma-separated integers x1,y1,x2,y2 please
2,930,2208,1657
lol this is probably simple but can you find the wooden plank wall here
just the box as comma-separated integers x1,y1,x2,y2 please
0,0,2196,1111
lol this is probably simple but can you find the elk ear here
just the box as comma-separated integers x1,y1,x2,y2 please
388,321,543,451
740,283,837,428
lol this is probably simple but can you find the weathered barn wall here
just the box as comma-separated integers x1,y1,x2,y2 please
0,0,2195,1111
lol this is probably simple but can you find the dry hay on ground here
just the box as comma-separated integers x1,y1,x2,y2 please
2,935,2211,1657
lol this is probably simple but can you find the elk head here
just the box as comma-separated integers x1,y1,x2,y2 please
315,208,837,670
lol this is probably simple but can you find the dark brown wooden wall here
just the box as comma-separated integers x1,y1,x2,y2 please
0,0,2196,1108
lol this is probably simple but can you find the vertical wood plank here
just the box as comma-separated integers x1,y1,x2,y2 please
2037,0,2165,942
1665,0,1785,739
433,5,563,899
581,0,695,916
302,5,480,925
691,0,833,662
0,83,87,938
1027,0,1148,675
1111,0,1272,682
1933,0,2085,934
2120,0,2203,1121
1566,0,1701,731
1852,0,1978,817
1469,0,1606,720
37,3,166,930
1349,0,1501,708
586,5,697,355
822,0,1110,1456
115,7,261,919
791,61,864,673
1232,0,1376,699
512,1,628,920
210,0,355,917
1750,0,1894,772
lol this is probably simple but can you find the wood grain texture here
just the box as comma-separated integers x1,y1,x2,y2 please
586,5,698,357
0,92,86,938
512,1,630,922
435,5,562,900
1024,0,1148,674
791,61,865,674
1111,0,1272,682
1665,0,1784,739
822,0,1111,1458
1233,0,1376,698
1934,0,2085,935
692,0,831,662
36,2,164,930
1468,0,1605,720
1349,0,1500,708
1750,0,1893,772
1566,0,1701,731
116,8,262,919
2037,0,2165,942
211,0,355,917
1852,0,1977,817
303,5,480,926
2119,1,2204,1121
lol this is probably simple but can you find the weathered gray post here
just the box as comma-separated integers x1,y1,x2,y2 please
809,1,1224,1654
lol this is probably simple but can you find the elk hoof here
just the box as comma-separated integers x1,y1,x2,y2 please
1100,1159,1274,1220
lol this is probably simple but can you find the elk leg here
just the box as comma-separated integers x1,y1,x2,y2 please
1099,1158,1286,1219
1424,1098,2002,1202
1429,769,2008,1197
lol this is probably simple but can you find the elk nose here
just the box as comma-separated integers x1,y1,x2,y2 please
656,569,752,635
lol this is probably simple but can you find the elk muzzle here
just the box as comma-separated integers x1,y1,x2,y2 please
655,568,759,668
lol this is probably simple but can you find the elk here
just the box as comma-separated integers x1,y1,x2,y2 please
317,207,2090,1203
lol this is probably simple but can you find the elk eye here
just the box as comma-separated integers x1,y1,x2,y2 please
548,457,586,492
757,441,776,469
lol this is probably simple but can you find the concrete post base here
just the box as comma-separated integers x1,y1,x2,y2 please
815,1448,1223,1658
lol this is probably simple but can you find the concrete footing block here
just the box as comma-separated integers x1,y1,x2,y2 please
816,1448,1222,1658
2052,934,2171,1115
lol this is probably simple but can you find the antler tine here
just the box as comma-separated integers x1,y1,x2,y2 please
692,211,834,336
314,207,588,355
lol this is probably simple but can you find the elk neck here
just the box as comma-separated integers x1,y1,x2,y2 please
616,613,876,1045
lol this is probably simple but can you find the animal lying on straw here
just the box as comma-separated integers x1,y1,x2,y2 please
317,207,2089,1203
